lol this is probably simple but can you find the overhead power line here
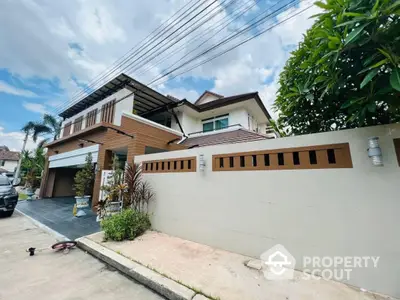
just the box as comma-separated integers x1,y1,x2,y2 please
151,4,314,87
147,0,303,85
143,0,287,83
53,0,218,114
51,0,204,114
119,0,241,78
55,0,294,115
132,0,260,79
53,2,313,135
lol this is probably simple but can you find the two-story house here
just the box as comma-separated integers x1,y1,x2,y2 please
40,73,275,209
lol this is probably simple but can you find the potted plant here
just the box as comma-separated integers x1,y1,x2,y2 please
24,170,36,201
99,155,124,219
74,153,94,217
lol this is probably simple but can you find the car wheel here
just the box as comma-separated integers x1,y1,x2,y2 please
0,210,14,217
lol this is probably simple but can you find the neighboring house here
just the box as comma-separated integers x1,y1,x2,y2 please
0,146,19,173
40,73,275,208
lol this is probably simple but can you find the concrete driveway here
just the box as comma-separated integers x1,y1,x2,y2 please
0,212,164,300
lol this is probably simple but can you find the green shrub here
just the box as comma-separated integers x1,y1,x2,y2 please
101,209,151,241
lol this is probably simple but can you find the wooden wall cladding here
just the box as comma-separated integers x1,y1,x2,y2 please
142,157,197,173
212,143,353,171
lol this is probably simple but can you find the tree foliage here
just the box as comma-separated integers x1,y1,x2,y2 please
74,153,95,197
21,147,45,189
22,114,61,146
274,0,400,135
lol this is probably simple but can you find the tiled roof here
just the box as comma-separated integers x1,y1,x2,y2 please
182,92,272,120
0,150,20,161
181,128,271,148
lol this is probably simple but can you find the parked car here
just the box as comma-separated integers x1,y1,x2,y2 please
0,176,18,217
3,172,15,184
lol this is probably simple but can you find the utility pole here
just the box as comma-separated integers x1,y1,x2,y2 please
13,131,28,185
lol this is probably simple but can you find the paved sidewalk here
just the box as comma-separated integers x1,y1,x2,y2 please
0,212,164,300
87,231,395,300
17,197,100,239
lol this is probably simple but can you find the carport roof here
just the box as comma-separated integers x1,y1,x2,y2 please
59,73,179,119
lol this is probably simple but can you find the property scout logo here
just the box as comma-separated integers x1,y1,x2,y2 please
260,244,379,281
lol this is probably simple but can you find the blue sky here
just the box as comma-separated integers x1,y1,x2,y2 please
0,0,319,150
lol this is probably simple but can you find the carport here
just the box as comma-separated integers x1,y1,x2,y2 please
43,145,99,198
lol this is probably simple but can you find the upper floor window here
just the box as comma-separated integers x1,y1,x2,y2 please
101,100,115,123
63,122,72,137
73,116,83,133
202,114,229,132
86,108,97,127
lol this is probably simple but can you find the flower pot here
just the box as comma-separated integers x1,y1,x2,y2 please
75,195,90,217
26,189,34,201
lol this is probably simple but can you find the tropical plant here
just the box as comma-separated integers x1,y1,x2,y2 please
100,155,124,203
101,209,151,241
74,153,95,197
22,114,62,146
124,163,154,212
21,146,45,189
274,0,400,135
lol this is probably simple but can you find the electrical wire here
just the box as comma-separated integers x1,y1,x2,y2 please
53,0,217,114
151,4,314,87
133,0,260,79
147,0,302,85
53,2,314,135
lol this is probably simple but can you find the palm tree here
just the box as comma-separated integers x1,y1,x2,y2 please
15,114,61,184
43,114,61,141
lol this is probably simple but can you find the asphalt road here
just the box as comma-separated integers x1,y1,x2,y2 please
0,212,164,300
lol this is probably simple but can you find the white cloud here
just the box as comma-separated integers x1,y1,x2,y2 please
0,0,320,120
77,2,126,44
162,87,200,103
50,17,76,39
0,80,37,98
0,126,37,152
23,102,49,114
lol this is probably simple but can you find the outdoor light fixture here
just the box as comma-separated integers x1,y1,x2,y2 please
367,137,383,166
199,154,206,171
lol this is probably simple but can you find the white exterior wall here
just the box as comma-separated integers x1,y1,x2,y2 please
2,160,17,172
196,93,221,105
176,107,256,135
48,145,99,168
181,113,201,134
228,108,248,129
135,123,400,298
60,88,133,136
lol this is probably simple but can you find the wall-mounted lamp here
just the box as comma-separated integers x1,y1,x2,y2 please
199,154,206,172
368,137,383,166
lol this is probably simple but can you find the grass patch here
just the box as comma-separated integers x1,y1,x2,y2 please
18,193,28,200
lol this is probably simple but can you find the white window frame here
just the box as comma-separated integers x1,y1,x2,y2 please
202,114,229,132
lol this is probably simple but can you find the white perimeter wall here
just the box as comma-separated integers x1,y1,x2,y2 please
60,88,133,136
135,123,400,298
